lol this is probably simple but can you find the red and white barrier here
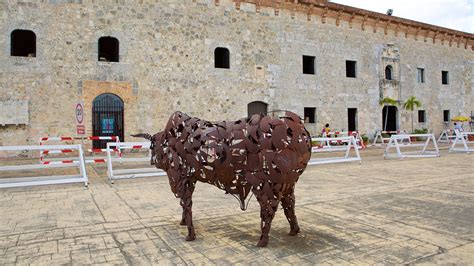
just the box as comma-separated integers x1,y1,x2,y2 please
384,133,439,159
39,136,120,164
449,131,474,153
0,144,88,188
309,136,361,165
106,142,166,181
372,130,409,146
437,129,457,143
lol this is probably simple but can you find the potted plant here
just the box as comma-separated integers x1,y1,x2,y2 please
361,134,369,146
413,128,428,141
381,132,390,143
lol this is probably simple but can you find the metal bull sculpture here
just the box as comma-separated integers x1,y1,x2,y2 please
134,111,312,247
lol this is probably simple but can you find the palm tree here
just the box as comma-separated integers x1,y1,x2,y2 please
379,97,398,131
403,96,422,133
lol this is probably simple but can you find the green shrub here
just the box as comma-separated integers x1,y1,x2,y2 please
413,128,428,134
361,134,369,141
413,128,429,141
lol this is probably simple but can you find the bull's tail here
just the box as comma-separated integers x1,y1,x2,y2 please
131,133,153,140
131,133,156,165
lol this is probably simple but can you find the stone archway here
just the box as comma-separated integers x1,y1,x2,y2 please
82,80,138,147
92,93,124,148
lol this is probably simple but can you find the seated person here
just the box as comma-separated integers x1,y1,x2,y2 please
322,123,331,136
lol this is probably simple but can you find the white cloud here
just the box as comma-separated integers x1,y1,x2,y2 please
330,0,474,33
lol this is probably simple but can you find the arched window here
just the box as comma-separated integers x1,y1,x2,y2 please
11,29,36,57
98,36,119,62
214,47,230,69
385,65,393,80
247,101,268,118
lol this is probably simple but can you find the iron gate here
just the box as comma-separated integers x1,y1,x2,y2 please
92,93,124,149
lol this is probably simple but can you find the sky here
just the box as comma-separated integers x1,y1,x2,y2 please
329,0,474,33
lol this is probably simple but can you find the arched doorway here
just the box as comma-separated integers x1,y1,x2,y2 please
382,106,398,131
92,93,124,148
247,101,268,118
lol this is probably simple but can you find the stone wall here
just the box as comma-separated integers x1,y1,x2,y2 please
0,0,472,146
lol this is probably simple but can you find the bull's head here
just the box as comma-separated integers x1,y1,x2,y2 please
131,132,164,169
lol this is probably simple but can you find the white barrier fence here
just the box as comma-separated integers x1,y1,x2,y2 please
0,145,88,188
39,136,120,164
372,130,408,146
437,129,457,143
308,136,361,165
449,131,474,153
384,134,439,159
373,130,409,146
322,131,366,149
106,142,166,181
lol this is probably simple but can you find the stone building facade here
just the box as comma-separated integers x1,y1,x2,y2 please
0,0,473,146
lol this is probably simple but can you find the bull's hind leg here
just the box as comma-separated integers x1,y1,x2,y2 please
281,187,300,236
179,180,196,241
254,187,280,247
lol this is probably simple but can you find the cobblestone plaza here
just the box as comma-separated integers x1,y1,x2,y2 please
0,148,472,264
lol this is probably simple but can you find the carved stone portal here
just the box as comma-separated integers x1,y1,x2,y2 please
379,43,401,101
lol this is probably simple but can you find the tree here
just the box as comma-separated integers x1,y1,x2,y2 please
403,96,422,133
379,97,398,131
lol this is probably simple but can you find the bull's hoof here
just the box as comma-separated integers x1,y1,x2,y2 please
180,219,186,226
288,226,300,236
185,234,196,241
257,237,269,247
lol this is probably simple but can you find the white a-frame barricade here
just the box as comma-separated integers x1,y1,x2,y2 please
449,131,474,153
437,129,457,143
372,130,408,146
0,145,88,188
384,134,439,159
106,142,166,182
322,131,366,149
308,136,361,165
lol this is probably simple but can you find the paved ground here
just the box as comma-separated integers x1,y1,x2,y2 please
0,146,473,265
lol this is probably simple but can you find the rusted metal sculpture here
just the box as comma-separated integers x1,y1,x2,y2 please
134,110,312,247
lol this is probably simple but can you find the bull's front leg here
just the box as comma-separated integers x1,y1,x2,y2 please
179,179,196,241
254,186,280,247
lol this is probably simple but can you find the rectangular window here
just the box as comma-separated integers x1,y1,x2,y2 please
302,55,315,75
346,60,357,78
348,108,358,131
214,47,230,69
417,68,425,83
418,110,426,123
443,110,450,122
442,71,449,85
304,107,316,123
